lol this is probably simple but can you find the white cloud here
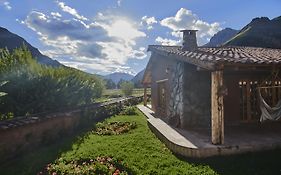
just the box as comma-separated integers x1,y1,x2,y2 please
95,14,147,62
56,1,88,21
141,16,157,30
16,18,25,24
24,10,147,74
51,12,62,19
117,0,122,7
155,36,181,46
1,1,11,10
160,8,221,45
129,47,147,59
104,19,146,45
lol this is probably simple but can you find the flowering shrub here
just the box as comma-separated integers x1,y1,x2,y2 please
95,121,137,135
38,156,133,175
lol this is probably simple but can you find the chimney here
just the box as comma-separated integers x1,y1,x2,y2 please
180,30,198,51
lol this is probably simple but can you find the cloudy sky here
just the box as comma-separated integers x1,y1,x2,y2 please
0,0,280,75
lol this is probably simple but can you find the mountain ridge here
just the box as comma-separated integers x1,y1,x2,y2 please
223,16,281,48
104,72,134,84
204,28,239,47
131,69,145,88
0,26,61,67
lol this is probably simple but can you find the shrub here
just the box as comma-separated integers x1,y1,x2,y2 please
0,81,7,98
0,46,104,117
0,112,13,121
120,106,137,115
120,81,134,96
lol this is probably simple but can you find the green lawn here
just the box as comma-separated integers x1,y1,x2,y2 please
47,112,214,175
96,88,151,102
1,109,281,174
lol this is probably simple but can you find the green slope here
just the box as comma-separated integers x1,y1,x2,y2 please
224,16,281,49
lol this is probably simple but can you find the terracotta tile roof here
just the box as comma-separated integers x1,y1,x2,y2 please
148,45,281,68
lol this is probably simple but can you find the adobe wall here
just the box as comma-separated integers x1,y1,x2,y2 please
182,64,211,128
0,97,143,162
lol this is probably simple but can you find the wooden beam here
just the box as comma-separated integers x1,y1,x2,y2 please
144,84,148,106
211,70,224,145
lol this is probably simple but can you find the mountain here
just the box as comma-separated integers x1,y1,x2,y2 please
131,69,145,88
104,72,134,84
223,16,281,48
0,27,61,67
204,28,239,47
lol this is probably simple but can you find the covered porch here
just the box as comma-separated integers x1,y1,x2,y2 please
142,62,281,146
213,64,281,145
138,105,281,158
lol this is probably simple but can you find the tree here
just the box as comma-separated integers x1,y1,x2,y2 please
120,81,134,96
105,79,116,89
117,79,125,89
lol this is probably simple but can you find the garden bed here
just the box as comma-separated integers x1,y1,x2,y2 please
95,121,137,135
38,156,133,175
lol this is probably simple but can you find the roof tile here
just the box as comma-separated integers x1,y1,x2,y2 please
148,45,281,65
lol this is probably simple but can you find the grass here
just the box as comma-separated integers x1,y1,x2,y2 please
49,111,212,175
96,88,151,102
1,109,281,174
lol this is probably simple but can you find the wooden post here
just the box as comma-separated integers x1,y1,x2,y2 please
277,84,281,100
272,83,276,106
144,84,147,106
246,80,251,121
211,70,224,145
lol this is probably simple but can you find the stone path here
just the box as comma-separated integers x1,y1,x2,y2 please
138,105,197,148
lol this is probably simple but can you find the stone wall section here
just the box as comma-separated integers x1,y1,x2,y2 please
167,62,184,127
182,64,211,128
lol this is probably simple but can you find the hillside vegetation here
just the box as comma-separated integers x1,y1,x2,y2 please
0,26,61,67
224,16,281,48
0,46,104,119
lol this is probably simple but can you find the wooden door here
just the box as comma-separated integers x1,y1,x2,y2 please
157,81,167,116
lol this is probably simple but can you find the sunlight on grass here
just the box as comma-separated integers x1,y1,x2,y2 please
96,88,151,102
1,110,281,175
49,111,216,175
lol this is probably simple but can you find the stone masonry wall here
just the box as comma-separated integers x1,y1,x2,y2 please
167,62,184,127
182,64,211,128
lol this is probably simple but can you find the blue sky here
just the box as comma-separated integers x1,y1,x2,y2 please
0,0,280,75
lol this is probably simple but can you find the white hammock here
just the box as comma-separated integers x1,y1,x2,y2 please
258,89,281,122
